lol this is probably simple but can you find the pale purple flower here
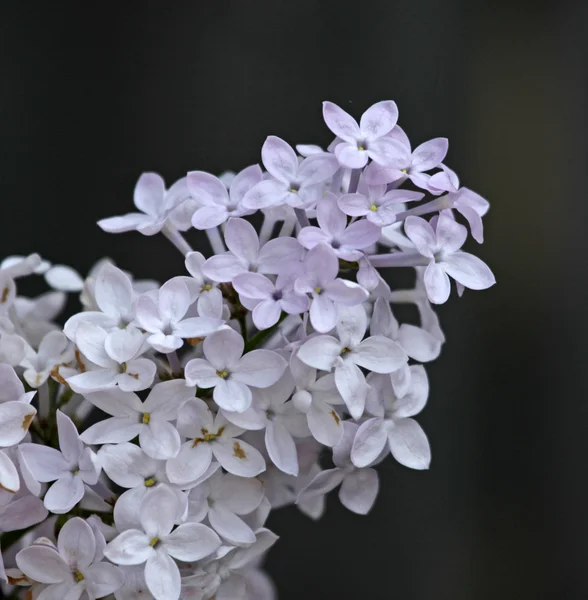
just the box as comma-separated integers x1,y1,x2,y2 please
186,471,264,546
80,380,195,460
297,305,407,419
221,372,309,476
294,243,368,333
135,278,224,354
300,422,380,515
404,214,496,304
297,192,381,261
232,272,309,330
166,399,266,484
20,331,73,388
428,165,490,243
338,181,424,227
0,364,37,451
98,173,193,236
188,165,262,229
202,218,304,283
19,411,100,514
66,324,156,393
364,133,448,189
351,365,431,470
323,100,400,168
16,517,124,600
183,252,224,319
241,136,339,210
184,328,287,412
104,484,221,600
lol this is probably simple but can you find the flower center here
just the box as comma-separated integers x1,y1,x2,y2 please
144,476,156,487
149,537,159,547
216,370,229,379
193,426,225,447
202,284,212,292
401,168,408,174
272,290,283,301
142,413,151,424
289,183,300,193
73,569,85,582
370,204,378,212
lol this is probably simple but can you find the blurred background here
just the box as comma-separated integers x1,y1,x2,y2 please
0,1,586,598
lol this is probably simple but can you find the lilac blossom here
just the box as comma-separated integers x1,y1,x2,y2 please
404,214,495,304
364,133,448,189
188,165,262,229
323,100,400,168
297,192,381,261
241,136,339,210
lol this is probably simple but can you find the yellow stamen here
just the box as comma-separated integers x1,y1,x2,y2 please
142,413,151,424
369,205,378,212
401,168,407,174
22,412,35,431
216,370,229,379
149,537,159,547
330,410,341,425
314,286,322,294
233,442,246,459
203,284,212,291
340,347,351,355
73,570,85,582
144,477,156,487
358,145,365,151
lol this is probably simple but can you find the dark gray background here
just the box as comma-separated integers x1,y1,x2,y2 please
0,1,586,598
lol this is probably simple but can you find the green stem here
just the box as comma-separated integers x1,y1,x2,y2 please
244,312,288,353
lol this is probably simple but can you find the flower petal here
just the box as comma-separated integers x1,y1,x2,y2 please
261,136,298,183
322,102,360,144
387,418,431,470
339,467,379,514
350,418,388,468
359,100,398,141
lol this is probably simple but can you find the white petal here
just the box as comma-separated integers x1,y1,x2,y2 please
140,485,178,538
0,402,36,447
353,335,407,373
297,336,341,371
81,417,142,445
0,496,47,531
165,441,213,486
212,438,266,477
44,265,84,292
105,328,145,363
299,468,345,498
232,350,286,388
44,474,85,514
224,218,260,265
388,418,431,470
84,562,125,599
81,387,142,418
0,451,19,493
424,261,451,304
94,263,133,321
104,529,153,566
208,506,255,546
184,358,219,388
218,474,264,514
202,327,244,370
143,379,195,420
307,400,343,447
309,294,337,333
19,443,69,482
350,418,388,468
336,304,368,348
265,421,298,476
441,251,496,291
339,468,379,514
202,253,247,283
98,442,151,488
334,361,368,420
145,550,180,600
396,324,442,362
15,545,69,584
75,323,112,369
56,410,83,464
66,369,118,394
139,421,181,460
58,517,96,570
214,379,252,413
164,522,221,561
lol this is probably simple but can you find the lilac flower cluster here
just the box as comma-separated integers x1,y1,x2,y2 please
0,101,495,600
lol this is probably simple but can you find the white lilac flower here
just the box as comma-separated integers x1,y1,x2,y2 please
136,278,224,354
16,517,124,600
300,421,380,515
184,327,286,413
166,399,266,485
19,411,100,514
351,365,431,470
294,242,368,333
202,217,304,283
297,192,381,261
188,165,262,229
323,100,400,169
221,372,309,476
404,213,495,304
81,380,194,460
0,365,37,451
183,251,224,319
297,305,407,419
186,471,264,546
66,323,156,393
241,136,339,210
98,172,193,236
20,331,73,389
104,484,221,600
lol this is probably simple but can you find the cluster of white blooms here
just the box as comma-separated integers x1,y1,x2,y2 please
0,101,495,600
